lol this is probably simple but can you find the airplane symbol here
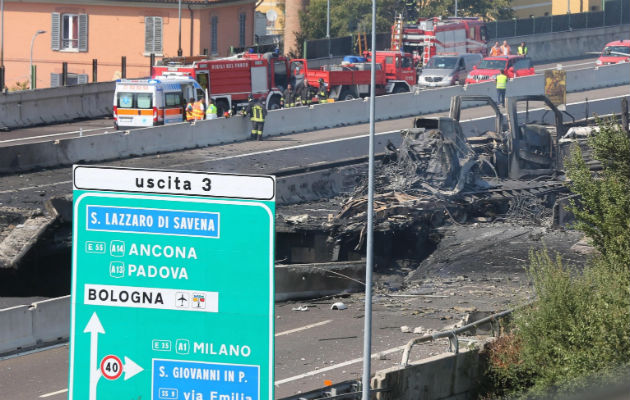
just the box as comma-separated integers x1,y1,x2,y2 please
176,293,189,307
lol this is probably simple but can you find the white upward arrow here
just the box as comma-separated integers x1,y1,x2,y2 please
84,312,105,400
123,356,144,380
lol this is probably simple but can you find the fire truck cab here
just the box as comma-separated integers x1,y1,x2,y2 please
151,52,290,115
391,16,488,67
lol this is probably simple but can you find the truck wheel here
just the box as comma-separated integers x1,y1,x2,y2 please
339,90,355,101
393,85,409,93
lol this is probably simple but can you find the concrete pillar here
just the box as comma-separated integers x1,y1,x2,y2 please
283,0,309,56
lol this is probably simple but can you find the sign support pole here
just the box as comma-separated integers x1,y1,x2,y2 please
361,0,376,398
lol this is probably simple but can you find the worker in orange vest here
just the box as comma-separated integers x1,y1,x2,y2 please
500,40,511,56
489,42,501,56
192,98,205,121
185,98,195,121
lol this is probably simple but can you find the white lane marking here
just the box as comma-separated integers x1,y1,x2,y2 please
537,61,595,72
276,320,333,337
274,345,406,385
0,126,114,144
0,180,72,195
39,388,68,398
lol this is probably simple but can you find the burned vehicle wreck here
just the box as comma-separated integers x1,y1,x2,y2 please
276,94,585,267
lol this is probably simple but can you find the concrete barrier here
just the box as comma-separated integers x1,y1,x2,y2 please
275,261,365,301
0,64,627,174
371,347,485,400
498,24,630,64
31,296,70,346
0,305,34,354
0,82,115,129
277,164,368,205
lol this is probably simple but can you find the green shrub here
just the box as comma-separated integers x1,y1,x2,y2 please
482,119,630,398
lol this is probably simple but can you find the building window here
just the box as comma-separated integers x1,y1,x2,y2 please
51,12,88,51
145,16,163,55
50,72,88,87
239,13,246,47
211,16,218,55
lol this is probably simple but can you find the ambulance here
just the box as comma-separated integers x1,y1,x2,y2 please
113,76,206,129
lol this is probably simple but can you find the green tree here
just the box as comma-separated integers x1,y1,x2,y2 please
564,119,630,267
416,0,513,20
483,119,630,398
299,0,513,42
299,0,399,40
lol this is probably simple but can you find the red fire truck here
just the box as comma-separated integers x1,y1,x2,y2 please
391,16,488,66
151,53,290,115
291,51,417,101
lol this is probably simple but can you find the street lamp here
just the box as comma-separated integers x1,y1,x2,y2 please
29,29,46,90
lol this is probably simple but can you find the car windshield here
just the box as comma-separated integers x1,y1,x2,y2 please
426,57,457,69
478,59,507,70
603,46,630,56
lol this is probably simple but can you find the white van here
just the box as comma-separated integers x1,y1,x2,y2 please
418,53,483,87
113,76,206,129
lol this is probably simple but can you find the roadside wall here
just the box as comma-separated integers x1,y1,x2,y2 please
0,296,70,356
372,347,486,400
498,24,630,63
0,62,627,175
0,82,114,129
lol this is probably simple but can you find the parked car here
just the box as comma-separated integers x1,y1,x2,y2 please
596,40,630,65
418,53,483,87
465,55,535,84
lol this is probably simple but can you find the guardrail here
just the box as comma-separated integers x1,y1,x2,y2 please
400,308,515,366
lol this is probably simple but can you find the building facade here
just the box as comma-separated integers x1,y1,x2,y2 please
0,0,256,90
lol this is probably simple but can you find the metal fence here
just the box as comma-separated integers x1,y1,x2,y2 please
304,0,628,58
488,0,629,39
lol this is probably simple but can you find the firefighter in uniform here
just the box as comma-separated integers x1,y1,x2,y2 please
301,84,312,106
316,78,328,104
244,95,267,141
404,0,417,23
185,98,195,122
281,83,296,108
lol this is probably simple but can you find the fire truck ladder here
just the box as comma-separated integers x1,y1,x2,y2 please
357,31,368,54
391,14,403,51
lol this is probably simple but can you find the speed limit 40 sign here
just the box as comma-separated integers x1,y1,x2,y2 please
101,355,123,380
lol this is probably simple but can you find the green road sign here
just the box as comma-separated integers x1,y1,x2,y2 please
69,166,275,400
